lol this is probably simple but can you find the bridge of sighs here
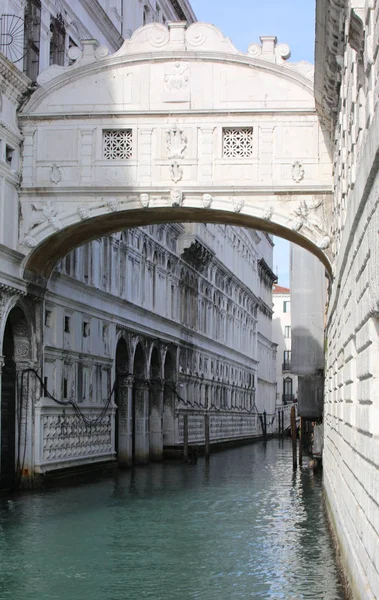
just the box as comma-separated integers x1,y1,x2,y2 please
17,21,333,282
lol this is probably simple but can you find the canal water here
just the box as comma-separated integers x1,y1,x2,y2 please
0,440,345,600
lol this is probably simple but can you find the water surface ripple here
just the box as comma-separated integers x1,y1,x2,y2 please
0,440,345,600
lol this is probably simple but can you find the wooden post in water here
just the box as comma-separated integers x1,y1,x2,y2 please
183,414,189,463
263,410,267,441
291,406,297,469
299,416,303,467
204,413,210,459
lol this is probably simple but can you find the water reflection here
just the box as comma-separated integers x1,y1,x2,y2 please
0,441,345,600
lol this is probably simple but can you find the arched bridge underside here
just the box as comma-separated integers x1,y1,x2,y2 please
19,21,333,281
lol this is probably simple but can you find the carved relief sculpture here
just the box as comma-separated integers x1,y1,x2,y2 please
166,124,187,159
170,189,183,207
164,62,190,102
292,161,305,183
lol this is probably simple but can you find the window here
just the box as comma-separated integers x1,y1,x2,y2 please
223,127,254,158
45,310,52,327
50,14,66,66
143,5,150,25
5,145,14,167
284,325,291,338
283,377,293,404
283,301,290,313
23,0,41,81
63,378,68,398
103,130,133,160
64,316,70,333
283,350,291,371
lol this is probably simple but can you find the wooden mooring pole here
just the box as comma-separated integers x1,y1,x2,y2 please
291,406,297,470
263,410,267,441
183,414,189,463
204,413,210,459
299,416,304,467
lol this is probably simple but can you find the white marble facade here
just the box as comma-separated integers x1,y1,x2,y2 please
0,0,277,481
316,2,379,599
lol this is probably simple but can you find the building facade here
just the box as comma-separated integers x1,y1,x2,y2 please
316,1,379,598
0,0,277,484
272,284,298,406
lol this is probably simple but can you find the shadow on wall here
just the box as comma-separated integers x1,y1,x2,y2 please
291,327,324,420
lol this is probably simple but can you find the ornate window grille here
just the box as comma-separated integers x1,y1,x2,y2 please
103,130,133,160
223,127,254,158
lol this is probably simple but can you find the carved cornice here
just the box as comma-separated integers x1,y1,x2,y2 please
78,0,124,51
258,258,278,286
0,54,30,101
315,0,347,129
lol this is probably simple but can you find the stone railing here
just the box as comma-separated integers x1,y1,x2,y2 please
177,409,257,444
34,398,116,473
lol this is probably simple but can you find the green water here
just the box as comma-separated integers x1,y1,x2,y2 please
0,441,345,600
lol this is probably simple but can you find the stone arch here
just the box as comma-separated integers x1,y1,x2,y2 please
0,305,33,489
163,348,177,447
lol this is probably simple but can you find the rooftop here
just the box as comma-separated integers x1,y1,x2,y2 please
273,284,290,294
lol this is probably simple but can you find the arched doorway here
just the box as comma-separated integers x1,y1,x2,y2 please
163,351,177,447
115,337,131,467
149,346,162,461
132,343,148,464
1,306,32,489
1,319,16,488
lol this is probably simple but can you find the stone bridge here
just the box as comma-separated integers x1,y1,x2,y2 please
18,21,333,282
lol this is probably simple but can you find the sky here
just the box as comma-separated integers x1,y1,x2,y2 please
190,0,316,286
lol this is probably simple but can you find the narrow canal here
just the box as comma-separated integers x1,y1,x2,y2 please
0,440,345,600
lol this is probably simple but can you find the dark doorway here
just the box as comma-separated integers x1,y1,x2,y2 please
1,319,17,489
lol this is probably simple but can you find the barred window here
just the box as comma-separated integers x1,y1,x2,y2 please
50,14,65,66
103,130,133,160
23,0,41,81
223,127,254,158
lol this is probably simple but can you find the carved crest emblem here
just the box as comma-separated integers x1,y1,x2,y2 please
166,124,187,159
164,62,190,102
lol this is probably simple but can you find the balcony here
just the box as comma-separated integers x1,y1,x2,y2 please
282,361,292,372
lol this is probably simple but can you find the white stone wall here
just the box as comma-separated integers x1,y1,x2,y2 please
316,2,379,599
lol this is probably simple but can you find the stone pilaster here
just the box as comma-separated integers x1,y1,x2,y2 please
80,126,96,184
138,128,153,184
259,125,274,182
199,127,215,183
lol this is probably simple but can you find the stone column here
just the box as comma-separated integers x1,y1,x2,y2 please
117,374,133,467
16,360,39,486
149,379,164,461
163,381,176,446
134,380,149,464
